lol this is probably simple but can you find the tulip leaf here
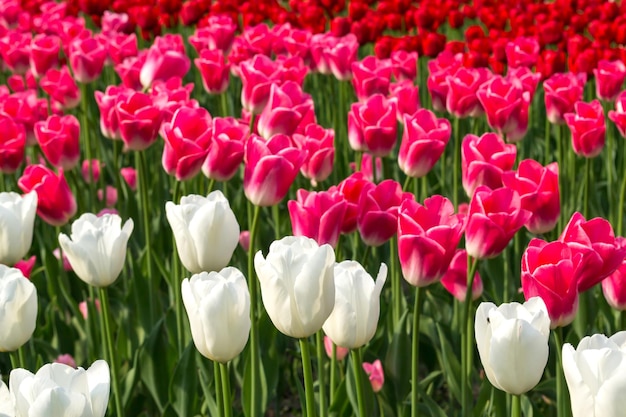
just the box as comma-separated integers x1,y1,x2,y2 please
346,354,376,416
384,310,411,404
139,317,174,413
242,345,268,417
415,381,448,417
472,377,493,417
434,324,462,404
169,342,199,417
196,356,220,417
521,395,534,417
328,378,351,417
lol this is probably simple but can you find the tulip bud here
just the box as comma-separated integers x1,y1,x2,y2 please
475,297,550,395
182,268,251,363
0,191,37,266
362,360,384,393
55,354,77,368
324,335,349,361
0,265,38,352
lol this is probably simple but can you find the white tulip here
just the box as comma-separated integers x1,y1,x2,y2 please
58,213,133,288
475,296,550,395
0,192,37,266
165,191,240,274
182,267,251,363
255,236,335,338
0,378,14,417
563,331,626,417
10,360,110,417
322,261,387,349
0,266,37,352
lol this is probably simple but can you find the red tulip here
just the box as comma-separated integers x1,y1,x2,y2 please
202,117,248,182
564,100,606,158
194,49,230,95
35,114,81,170
398,109,450,178
593,59,626,102
0,114,26,174
543,72,585,125
477,75,530,142
288,188,347,248
293,123,335,186
608,91,626,138
257,82,314,139
40,66,80,110
116,91,163,151
440,249,483,301
347,93,397,157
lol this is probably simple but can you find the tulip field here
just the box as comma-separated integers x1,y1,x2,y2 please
3,0,626,416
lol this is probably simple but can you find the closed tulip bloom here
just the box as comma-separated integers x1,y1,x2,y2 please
446,67,491,118
0,192,37,266
201,117,247,182
465,186,530,260
609,91,626,138
544,72,585,125
166,191,240,274
505,37,540,69
502,160,560,235
34,114,81,170
477,75,530,142
257,82,314,140
351,56,393,101
475,297,550,395
399,109,451,178
440,249,483,301
194,49,230,94
347,94,397,157
288,189,347,248
140,35,190,88
564,100,606,158
362,360,385,393
323,261,386,349
389,81,421,122
68,36,108,83
107,33,138,66
239,55,281,115
94,85,132,140
0,265,37,352
521,239,581,328
29,34,60,77
326,34,359,81
324,335,349,361
337,173,375,234
462,133,517,197
293,123,335,186
59,213,133,288
506,67,542,101
601,243,626,310
10,360,110,417
563,332,626,417
182,268,250,363
398,196,465,287
255,236,335,338
391,50,418,82
116,91,163,151
0,114,26,174
594,60,626,102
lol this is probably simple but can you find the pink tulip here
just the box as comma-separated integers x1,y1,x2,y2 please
120,167,137,191
116,91,162,151
324,335,349,360
351,56,393,101
0,114,26,174
243,134,306,207
195,49,230,94
389,81,421,121
601,238,626,310
505,37,540,69
14,256,36,279
68,36,107,83
465,186,530,260
543,72,585,125
353,153,383,183
1,91,48,146
55,354,77,368
506,67,542,100
446,67,491,118
390,50,418,82
53,247,73,272
150,77,196,124
101,11,134,35
309,33,335,75
357,179,413,247
564,100,606,158
97,186,118,208
399,109,451,178
239,55,281,115
288,188,347,248
609,91,626,138
347,93,397,157
593,60,626,102
502,160,560,235
18,164,77,226
78,299,101,320
461,133,517,197
35,114,80,170
107,33,138,66
189,15,237,53
81,159,102,184
283,28,312,64
293,123,335,186
325,33,359,81
29,34,60,77
338,172,375,234
559,212,626,292
115,53,145,91
40,66,80,110
362,360,384,393
427,51,463,112
440,249,483,301
398,196,465,287
202,117,248,182
94,85,133,140
161,106,212,181
0,31,31,74
477,75,530,142
521,239,580,328
238,231,251,252
140,34,190,89
257,82,315,139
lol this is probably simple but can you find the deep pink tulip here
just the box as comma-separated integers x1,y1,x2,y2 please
337,172,375,234
17,164,77,226
559,212,626,292
564,100,606,158
292,123,335,186
107,33,138,66
53,247,73,272
593,60,626,102
440,249,483,302
0,114,26,173
427,51,463,112
120,167,137,191
243,134,306,207
502,160,560,235
239,55,281,115
390,50,418,82
309,33,335,75
351,56,393,101
0,31,31,74
398,196,465,287
94,85,133,140
40,66,80,110
55,353,77,368
194,49,230,95
14,255,36,279
352,153,383,183
201,117,248,182
288,188,347,248
68,36,107,83
446,67,491,118
521,239,581,328
477,75,530,142
325,33,359,81
116,91,162,151
257,82,315,139
35,114,80,170
398,109,450,178
601,238,626,310
150,77,196,124
389,81,421,121
543,72,585,125
97,186,118,208
465,186,530,260
357,179,413,247
506,67,542,100
283,28,312,64
101,11,133,35
29,34,60,77
81,159,102,184
362,360,384,393
505,37,540,69
347,93,397,157
609,91,626,138
0,91,43,145
114,53,145,91
140,34,190,89
238,231,250,252
189,15,237,53
161,106,212,181
461,133,517,197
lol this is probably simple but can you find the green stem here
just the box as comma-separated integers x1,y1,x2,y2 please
315,331,327,417
544,116,551,165
461,256,479,414
511,394,521,417
137,151,155,325
220,362,233,417
402,175,414,193
553,327,569,417
99,287,123,417
207,178,215,195
10,349,24,369
584,157,590,218
214,361,224,417
300,338,317,417
330,344,338,405
355,152,363,174
80,82,96,212
411,286,423,417
247,203,261,417
618,152,626,236
171,180,185,354
272,204,281,240
453,117,461,207
360,245,372,271
220,91,230,118
390,236,401,325
557,125,564,231
351,348,366,417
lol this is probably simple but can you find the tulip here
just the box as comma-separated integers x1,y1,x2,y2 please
116,91,162,151
288,189,347,248
194,49,230,94
55,354,77,368
165,191,240,274
120,167,137,191
389,81,421,122
0,379,11,417
564,100,606,158
337,173,375,234
601,246,626,310
201,117,247,182
243,134,306,207
398,196,465,287
82,159,102,184
347,94,397,157
0,30,30,75
34,114,81,170
17,165,77,227
10,360,110,417
58,213,133,288
68,36,107,83
140,35,190,88
324,335,349,361
594,60,626,102
326,34,359,81
477,75,530,142
107,33,138,66
0,265,37,352
14,256,36,279
563,332,626,417
351,56,393,101
462,133,517,197
506,67,542,100
239,55,281,115
255,236,335,338
609,91,626,138
390,50,418,82
362,360,385,393
446,67,491,118
544,72,585,125
475,297,550,395
29,34,60,77
182,267,250,363
257,82,314,140
521,239,581,328
427,51,463,112
188,15,236,53
465,186,530,260
292,123,335,186
94,85,132,140
323,261,386,349
0,115,26,174
505,37,540,69
440,249,483,301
